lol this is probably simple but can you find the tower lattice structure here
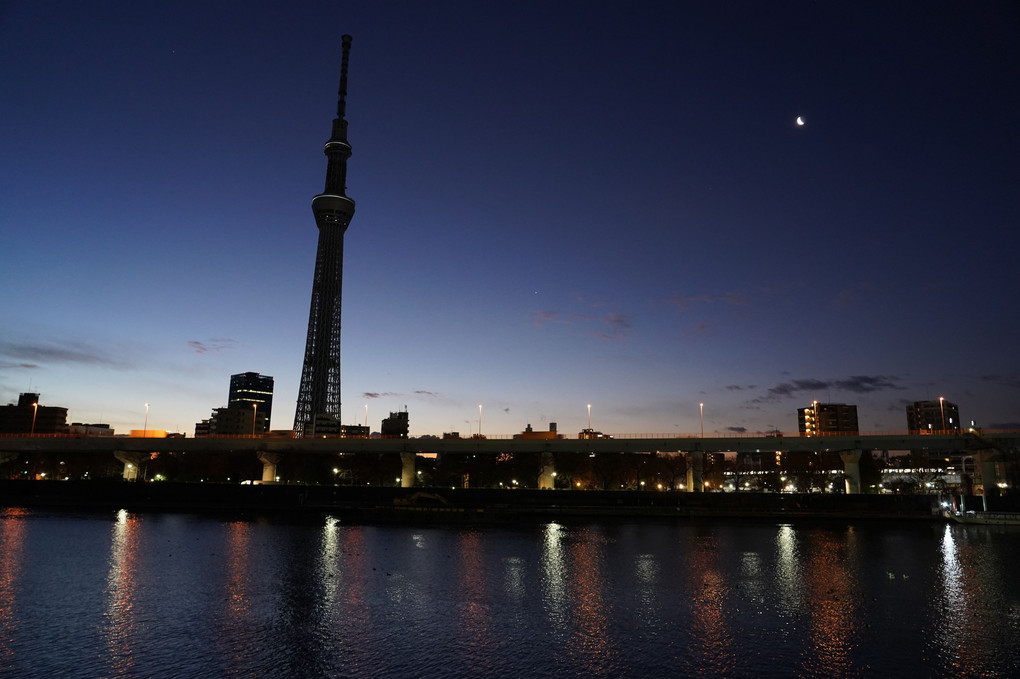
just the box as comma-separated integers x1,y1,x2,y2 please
294,35,355,437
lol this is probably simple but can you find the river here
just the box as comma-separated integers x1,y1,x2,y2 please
1,507,1017,677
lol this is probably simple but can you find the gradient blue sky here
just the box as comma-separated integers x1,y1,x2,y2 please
2,1,1018,437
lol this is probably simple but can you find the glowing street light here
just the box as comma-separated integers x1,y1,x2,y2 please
939,396,946,433
143,403,150,437
252,403,258,436
478,404,483,436
587,403,592,431
30,402,38,435
364,403,368,427
699,403,704,438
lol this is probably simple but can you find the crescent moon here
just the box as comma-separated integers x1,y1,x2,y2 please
796,116,805,126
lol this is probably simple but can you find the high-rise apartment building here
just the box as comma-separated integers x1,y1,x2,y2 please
907,399,960,433
798,402,859,436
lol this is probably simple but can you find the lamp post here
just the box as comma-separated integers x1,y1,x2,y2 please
939,396,946,433
252,403,258,436
30,402,38,435
143,403,150,437
364,403,368,428
478,404,483,437
587,403,591,432
699,403,704,438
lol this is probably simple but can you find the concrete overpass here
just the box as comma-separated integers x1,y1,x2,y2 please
2,430,1016,493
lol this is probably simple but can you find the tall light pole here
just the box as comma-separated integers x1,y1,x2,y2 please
699,403,704,438
364,403,369,428
587,404,592,431
30,402,38,435
143,403,150,437
478,404,483,437
252,403,258,436
939,396,946,433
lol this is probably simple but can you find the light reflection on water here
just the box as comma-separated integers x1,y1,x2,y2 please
104,508,141,677
2,511,1020,678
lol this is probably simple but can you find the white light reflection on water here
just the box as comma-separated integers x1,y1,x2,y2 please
541,522,568,630
103,509,141,677
774,524,803,619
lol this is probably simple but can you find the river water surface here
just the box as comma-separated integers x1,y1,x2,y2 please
1,507,1018,678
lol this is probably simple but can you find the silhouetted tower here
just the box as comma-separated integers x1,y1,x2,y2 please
294,35,355,437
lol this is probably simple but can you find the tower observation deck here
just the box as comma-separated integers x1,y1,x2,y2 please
294,35,355,437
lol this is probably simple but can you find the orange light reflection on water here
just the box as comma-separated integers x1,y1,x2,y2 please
686,533,736,675
0,508,29,670
800,528,859,677
565,527,617,673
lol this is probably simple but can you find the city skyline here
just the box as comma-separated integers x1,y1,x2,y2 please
2,2,1018,437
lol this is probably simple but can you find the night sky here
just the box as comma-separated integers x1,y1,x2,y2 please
2,1,1018,437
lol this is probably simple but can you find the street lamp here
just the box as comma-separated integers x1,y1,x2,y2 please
143,403,150,437
939,396,946,433
364,403,368,427
699,403,704,438
587,403,591,431
252,403,258,436
30,402,38,435
478,404,483,437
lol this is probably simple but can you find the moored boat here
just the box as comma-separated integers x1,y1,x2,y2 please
949,511,1020,526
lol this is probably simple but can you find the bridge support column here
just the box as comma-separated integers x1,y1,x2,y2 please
114,452,147,481
839,449,863,494
400,452,416,488
686,451,704,492
977,449,999,511
538,453,556,489
258,452,282,484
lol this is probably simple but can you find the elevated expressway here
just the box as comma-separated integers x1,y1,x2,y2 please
1,431,1015,494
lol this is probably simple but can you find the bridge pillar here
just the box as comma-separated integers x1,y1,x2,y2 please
839,449,863,494
258,452,282,484
538,453,556,489
114,452,147,481
686,451,704,492
976,449,999,510
400,452,416,488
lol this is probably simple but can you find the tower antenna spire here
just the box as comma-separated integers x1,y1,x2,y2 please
336,34,352,120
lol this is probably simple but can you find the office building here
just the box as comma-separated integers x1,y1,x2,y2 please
229,372,274,428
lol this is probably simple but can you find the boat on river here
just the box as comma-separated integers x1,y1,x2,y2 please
949,511,1020,526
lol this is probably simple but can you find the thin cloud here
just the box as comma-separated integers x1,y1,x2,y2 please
981,374,1020,390
665,292,744,309
363,392,400,400
753,375,904,403
188,338,237,354
726,426,747,433
0,340,129,368
535,310,633,341
0,362,39,370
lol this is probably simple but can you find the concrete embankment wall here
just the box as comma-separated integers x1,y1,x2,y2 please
0,480,947,521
